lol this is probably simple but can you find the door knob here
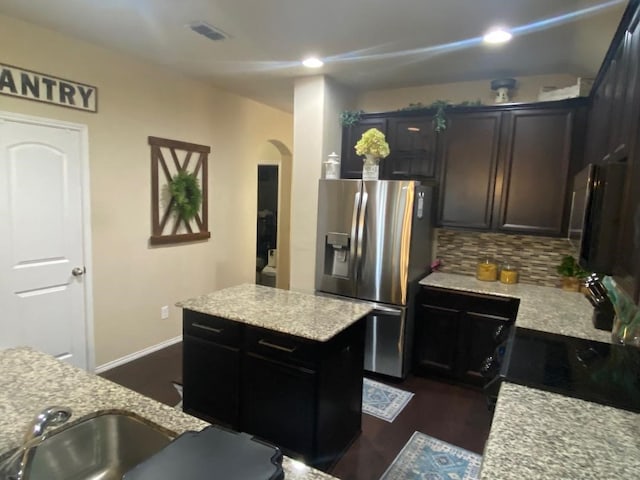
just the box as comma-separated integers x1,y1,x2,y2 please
72,267,86,277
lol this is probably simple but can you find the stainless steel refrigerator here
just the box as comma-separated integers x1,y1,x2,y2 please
315,179,434,378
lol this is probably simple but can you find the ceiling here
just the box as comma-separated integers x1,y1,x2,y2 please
0,0,628,112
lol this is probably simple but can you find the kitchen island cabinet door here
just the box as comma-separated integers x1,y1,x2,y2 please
382,116,438,180
437,112,502,229
341,117,387,179
241,352,317,463
182,334,240,428
494,107,579,236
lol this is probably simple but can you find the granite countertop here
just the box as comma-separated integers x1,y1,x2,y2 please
420,272,612,343
0,347,336,480
481,382,640,479
176,284,372,342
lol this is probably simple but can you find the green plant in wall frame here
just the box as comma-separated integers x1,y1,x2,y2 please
169,170,202,222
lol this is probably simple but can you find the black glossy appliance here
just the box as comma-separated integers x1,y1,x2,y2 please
484,327,640,413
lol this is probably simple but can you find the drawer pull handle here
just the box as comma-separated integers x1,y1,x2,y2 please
192,322,223,334
258,339,297,353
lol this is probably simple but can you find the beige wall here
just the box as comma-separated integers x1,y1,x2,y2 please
356,73,580,112
0,14,293,366
290,76,354,292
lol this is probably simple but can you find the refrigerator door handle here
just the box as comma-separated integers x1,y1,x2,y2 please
356,191,368,278
351,191,360,278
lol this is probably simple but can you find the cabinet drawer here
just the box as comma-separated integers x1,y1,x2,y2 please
420,286,519,321
183,310,242,346
244,327,318,369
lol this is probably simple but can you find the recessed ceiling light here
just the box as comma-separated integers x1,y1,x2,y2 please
483,27,512,45
302,57,324,68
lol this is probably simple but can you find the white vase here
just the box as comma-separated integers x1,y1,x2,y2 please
362,154,380,181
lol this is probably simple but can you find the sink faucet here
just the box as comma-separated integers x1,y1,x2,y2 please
0,406,72,480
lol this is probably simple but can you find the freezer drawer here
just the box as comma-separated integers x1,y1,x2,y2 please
364,307,411,378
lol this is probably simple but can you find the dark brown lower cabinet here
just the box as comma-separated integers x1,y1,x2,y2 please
413,287,519,386
182,309,366,471
413,304,461,376
242,353,316,457
459,311,512,385
183,334,240,427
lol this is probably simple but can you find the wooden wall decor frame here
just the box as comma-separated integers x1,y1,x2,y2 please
149,136,211,245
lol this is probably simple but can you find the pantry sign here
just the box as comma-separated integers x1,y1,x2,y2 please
0,63,97,113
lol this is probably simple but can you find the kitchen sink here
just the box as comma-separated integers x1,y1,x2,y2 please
22,410,176,480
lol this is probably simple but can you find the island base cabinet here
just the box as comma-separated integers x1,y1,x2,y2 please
241,320,366,471
242,354,316,462
182,334,240,428
182,309,366,471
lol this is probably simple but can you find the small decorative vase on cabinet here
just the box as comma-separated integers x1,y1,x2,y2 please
362,154,380,181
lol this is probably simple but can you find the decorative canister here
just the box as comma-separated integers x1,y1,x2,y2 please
324,152,340,179
476,258,498,282
500,264,519,284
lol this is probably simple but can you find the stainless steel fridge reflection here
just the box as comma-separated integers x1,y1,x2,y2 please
315,179,433,378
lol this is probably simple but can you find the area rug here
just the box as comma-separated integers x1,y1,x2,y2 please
362,378,414,422
380,431,482,480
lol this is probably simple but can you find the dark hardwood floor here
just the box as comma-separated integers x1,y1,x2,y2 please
100,342,183,407
100,342,492,480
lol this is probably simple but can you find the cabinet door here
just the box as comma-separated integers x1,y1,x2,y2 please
614,10,640,303
182,334,240,428
495,108,575,236
619,11,640,158
459,312,510,386
413,303,461,377
340,117,387,179
438,112,502,229
242,353,317,462
382,116,437,179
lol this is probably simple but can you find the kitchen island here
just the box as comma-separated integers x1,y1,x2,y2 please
176,284,372,471
0,347,336,480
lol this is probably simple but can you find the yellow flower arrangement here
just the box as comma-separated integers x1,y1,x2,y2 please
354,128,390,159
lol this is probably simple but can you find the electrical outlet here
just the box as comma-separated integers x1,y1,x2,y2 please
161,305,169,320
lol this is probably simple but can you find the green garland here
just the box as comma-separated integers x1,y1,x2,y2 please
400,100,483,132
169,171,202,221
339,110,364,126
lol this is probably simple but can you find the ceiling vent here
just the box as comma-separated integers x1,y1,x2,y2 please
188,22,229,42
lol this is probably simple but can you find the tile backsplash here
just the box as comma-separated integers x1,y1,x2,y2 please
435,229,578,287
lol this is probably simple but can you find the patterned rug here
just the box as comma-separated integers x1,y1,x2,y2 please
380,431,482,480
362,378,414,422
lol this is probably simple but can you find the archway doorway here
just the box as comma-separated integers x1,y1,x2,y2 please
255,140,292,290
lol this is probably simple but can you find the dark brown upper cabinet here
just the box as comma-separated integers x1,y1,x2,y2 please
381,116,438,180
340,99,586,237
605,3,640,302
340,117,387,179
438,112,502,229
437,101,586,236
494,107,579,236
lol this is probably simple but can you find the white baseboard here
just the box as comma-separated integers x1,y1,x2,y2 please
94,335,182,374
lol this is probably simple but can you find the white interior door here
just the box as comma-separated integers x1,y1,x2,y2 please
0,112,92,370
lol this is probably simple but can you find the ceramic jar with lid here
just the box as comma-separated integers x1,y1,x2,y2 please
476,258,498,281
